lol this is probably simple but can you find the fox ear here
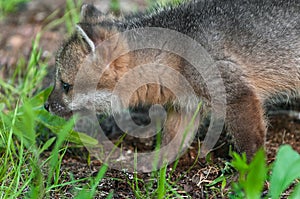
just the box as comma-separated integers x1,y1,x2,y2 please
76,24,96,52
76,23,116,53
80,4,105,24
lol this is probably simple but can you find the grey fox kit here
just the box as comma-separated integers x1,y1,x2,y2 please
45,0,300,160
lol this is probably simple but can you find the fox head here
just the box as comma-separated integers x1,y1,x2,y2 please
45,3,184,119
45,4,130,117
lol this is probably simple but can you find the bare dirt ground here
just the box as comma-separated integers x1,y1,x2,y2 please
1,1,300,198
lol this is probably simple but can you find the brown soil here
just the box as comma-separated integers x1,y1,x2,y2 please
1,1,300,198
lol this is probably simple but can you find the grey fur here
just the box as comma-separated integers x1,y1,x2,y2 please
46,0,300,159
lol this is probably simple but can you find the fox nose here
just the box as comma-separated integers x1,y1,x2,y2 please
44,102,50,111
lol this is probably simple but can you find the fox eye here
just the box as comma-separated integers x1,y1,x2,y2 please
61,80,71,94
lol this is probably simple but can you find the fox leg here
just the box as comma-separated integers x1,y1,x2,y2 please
218,61,267,159
226,93,267,159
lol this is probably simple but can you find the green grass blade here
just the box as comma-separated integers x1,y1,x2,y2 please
74,164,108,199
46,118,75,190
157,166,167,199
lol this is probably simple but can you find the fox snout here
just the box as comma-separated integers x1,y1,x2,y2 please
44,99,73,119
44,101,50,112
44,88,74,119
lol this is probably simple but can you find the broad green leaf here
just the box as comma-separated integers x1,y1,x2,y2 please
231,152,249,180
206,174,226,187
270,145,300,199
37,109,98,146
27,86,52,108
38,137,56,154
244,149,267,199
289,182,300,199
14,102,36,148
